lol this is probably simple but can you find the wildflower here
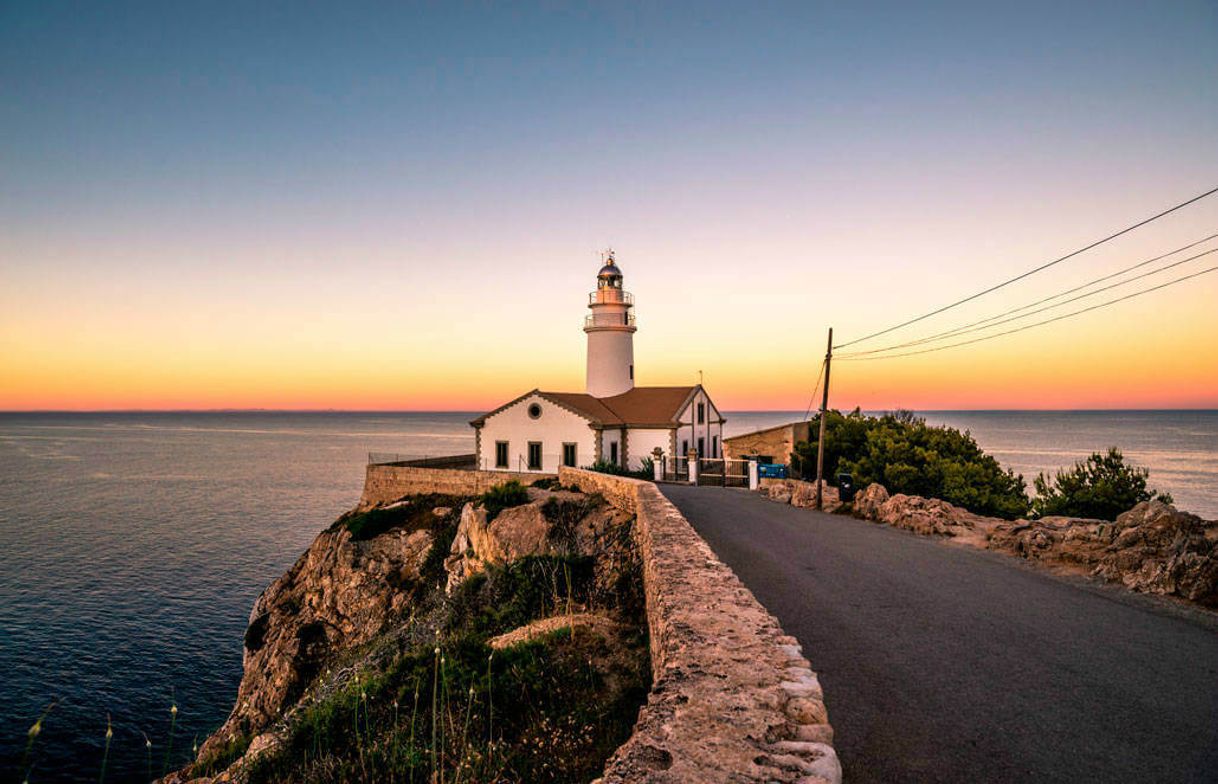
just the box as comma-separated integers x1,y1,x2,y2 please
360,690,367,701
434,646,440,655
28,720,41,740
146,737,152,749
171,704,178,717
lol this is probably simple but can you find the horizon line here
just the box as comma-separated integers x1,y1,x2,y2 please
3,407,1217,415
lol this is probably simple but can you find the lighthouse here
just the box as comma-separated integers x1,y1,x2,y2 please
584,251,637,397
471,248,725,474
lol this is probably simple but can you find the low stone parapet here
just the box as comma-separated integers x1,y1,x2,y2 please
559,467,841,784
359,464,553,509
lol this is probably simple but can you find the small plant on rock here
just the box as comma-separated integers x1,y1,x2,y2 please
479,481,530,521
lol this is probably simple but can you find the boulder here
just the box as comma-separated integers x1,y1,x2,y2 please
873,493,989,537
852,483,889,520
767,481,794,504
1092,501,1218,604
790,481,842,513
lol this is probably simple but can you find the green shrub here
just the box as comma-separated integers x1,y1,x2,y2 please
586,459,627,476
194,732,250,777
444,555,596,639
479,480,530,521
1031,447,1173,521
587,459,652,480
338,494,462,541
793,409,1030,519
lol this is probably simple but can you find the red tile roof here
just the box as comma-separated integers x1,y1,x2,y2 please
471,386,711,428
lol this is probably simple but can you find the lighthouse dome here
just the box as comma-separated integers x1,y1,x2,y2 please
598,261,622,280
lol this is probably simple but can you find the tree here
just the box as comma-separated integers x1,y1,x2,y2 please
1031,447,1172,521
792,410,1029,519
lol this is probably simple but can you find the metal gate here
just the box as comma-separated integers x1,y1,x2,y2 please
661,454,691,482
697,458,751,487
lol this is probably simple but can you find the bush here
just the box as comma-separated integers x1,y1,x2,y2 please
479,480,530,521
586,459,627,476
587,458,653,480
1031,447,1172,521
338,494,459,541
792,409,1030,519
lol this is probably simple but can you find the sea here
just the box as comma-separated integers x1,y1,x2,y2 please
1,410,1215,781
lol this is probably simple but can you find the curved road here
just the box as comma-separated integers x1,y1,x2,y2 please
659,485,1218,783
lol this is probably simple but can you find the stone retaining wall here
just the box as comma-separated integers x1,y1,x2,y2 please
559,467,841,784
359,464,553,509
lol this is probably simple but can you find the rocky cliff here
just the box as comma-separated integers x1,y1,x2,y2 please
175,485,647,783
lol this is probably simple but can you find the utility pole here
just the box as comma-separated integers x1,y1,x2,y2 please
815,327,833,510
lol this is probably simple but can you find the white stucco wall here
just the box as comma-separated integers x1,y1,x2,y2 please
676,387,725,458
586,329,634,398
625,428,671,470
476,393,597,473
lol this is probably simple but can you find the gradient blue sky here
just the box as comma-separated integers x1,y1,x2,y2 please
3,2,1217,410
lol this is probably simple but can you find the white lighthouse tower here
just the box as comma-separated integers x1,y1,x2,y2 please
584,251,637,397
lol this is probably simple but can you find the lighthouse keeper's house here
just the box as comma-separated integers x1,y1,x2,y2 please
470,254,724,474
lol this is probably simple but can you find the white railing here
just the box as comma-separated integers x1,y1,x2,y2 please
584,312,637,328
589,290,634,306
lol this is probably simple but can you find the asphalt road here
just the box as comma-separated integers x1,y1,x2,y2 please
659,484,1218,784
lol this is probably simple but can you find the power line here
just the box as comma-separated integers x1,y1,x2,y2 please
835,263,1218,362
858,231,1218,352
802,358,826,421
833,185,1218,350
838,244,1218,357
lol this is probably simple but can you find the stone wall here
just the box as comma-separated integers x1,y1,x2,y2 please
722,421,810,462
359,464,553,509
558,467,841,784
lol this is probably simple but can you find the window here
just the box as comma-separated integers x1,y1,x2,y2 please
527,403,542,419
562,443,577,467
712,435,719,458
698,437,705,457
527,442,543,470
495,441,509,469
681,439,689,455
629,364,633,380
609,441,619,465
697,402,705,424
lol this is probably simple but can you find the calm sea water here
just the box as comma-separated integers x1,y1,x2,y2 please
2,410,1215,781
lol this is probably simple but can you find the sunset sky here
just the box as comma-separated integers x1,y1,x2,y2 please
2,1,1217,411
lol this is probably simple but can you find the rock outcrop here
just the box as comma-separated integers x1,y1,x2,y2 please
866,492,993,537
849,483,1218,607
989,500,1218,604
763,478,842,513
195,503,447,767
852,482,889,519
444,491,633,591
